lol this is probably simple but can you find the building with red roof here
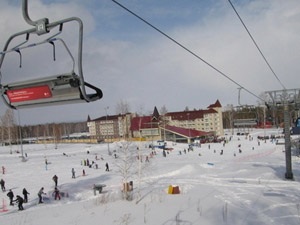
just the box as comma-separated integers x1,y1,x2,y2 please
87,100,223,143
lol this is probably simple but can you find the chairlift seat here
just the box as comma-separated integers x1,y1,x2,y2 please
1,73,102,109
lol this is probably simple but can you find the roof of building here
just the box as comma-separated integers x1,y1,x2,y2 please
90,114,120,122
208,99,222,108
89,100,222,127
130,116,159,131
163,100,221,121
152,106,160,120
165,108,217,121
163,125,213,138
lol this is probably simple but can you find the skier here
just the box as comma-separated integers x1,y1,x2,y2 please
52,175,58,187
22,188,30,203
105,162,109,171
45,159,48,170
53,187,61,200
7,189,14,206
2,166,5,174
14,195,24,210
38,187,45,204
71,168,75,178
0,178,5,192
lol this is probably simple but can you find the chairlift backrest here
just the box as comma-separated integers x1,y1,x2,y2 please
0,0,103,109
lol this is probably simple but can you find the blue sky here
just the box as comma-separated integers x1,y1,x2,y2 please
0,0,300,125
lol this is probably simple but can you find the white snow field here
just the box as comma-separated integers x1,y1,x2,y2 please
1,128,300,225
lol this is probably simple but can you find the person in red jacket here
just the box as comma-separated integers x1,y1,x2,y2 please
53,187,61,200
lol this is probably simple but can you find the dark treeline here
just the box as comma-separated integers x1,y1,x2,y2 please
0,109,88,144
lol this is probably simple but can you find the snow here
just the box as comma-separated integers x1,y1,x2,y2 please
1,128,300,225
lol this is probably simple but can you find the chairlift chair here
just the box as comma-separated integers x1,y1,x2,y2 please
2,73,102,109
0,0,102,109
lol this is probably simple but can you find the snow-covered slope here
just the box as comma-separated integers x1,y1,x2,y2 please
1,129,300,225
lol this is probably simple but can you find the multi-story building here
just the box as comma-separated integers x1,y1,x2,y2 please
87,100,223,143
164,100,223,136
87,113,133,142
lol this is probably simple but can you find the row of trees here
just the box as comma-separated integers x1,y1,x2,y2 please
0,109,88,145
0,100,138,146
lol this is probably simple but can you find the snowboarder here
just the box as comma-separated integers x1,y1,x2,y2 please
38,187,45,204
14,195,24,210
7,189,14,206
22,188,30,203
52,175,58,187
105,162,109,171
0,178,5,192
53,187,61,200
72,168,75,178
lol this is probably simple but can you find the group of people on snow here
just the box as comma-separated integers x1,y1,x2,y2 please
2,174,62,212
6,188,29,211
2,152,112,212
80,157,110,173
1,179,26,210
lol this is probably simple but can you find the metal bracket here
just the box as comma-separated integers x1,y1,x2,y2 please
36,18,49,35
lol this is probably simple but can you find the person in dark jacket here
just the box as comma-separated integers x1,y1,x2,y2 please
7,189,14,205
0,179,5,192
14,195,24,210
22,188,30,203
52,175,58,187
71,168,75,178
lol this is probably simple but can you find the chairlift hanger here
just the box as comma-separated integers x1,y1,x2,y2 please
0,0,102,109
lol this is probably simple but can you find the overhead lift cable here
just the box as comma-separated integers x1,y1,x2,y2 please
111,0,265,102
228,0,286,90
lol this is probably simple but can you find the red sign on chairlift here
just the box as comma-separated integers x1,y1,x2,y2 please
6,85,52,103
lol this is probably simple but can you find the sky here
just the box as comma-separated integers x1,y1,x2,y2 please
1,128,300,224
0,0,300,125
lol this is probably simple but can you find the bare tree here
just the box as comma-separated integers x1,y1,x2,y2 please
114,141,136,200
115,100,131,139
222,104,234,131
52,123,62,149
0,119,4,144
115,99,131,115
1,109,17,153
159,105,168,115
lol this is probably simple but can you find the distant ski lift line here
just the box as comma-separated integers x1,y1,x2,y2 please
227,0,286,90
0,0,103,109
